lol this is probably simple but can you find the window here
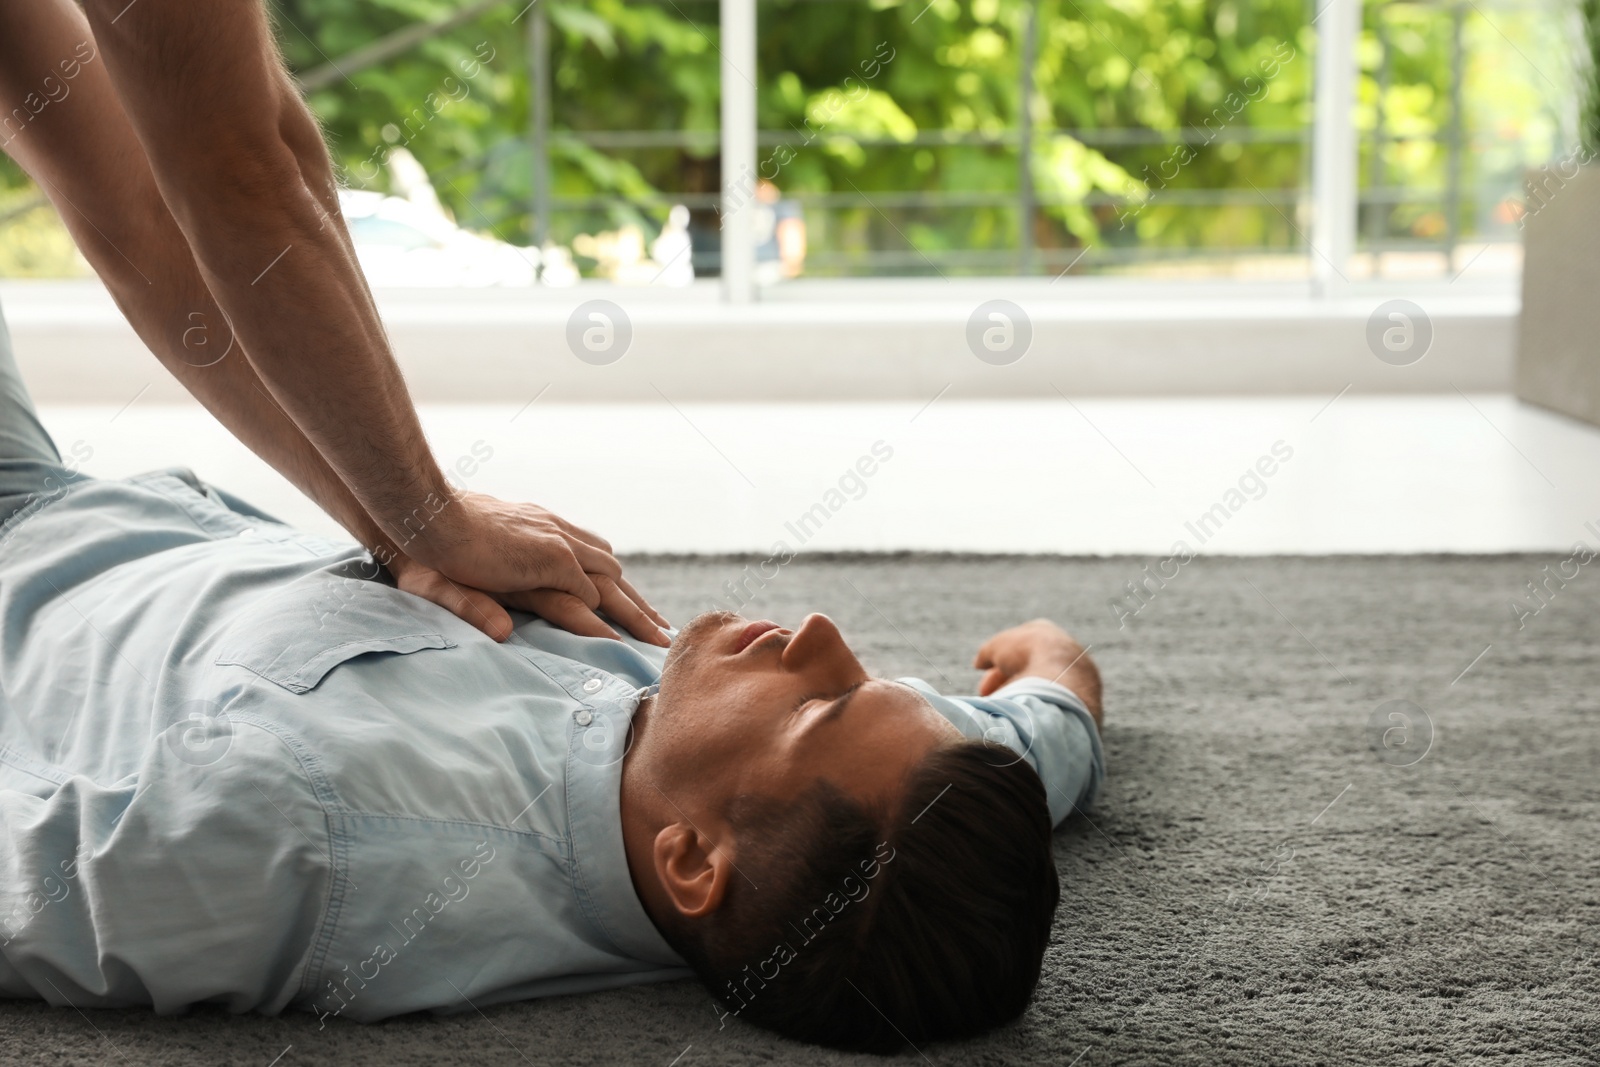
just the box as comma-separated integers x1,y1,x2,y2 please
0,0,1577,294
1353,0,1568,280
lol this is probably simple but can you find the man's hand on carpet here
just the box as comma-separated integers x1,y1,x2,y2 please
974,619,1102,726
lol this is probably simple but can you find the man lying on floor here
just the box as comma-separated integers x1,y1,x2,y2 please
0,400,1104,1056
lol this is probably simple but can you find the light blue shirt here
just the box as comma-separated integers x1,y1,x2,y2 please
0,466,1102,1021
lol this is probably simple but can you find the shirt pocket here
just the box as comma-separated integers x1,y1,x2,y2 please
215,574,458,694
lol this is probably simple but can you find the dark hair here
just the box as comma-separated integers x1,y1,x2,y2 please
661,740,1059,1053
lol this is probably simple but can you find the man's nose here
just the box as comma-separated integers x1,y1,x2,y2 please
781,614,864,679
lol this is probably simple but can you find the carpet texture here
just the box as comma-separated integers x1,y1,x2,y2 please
3,554,1596,1066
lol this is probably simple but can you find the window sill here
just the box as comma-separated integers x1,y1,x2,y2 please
1,277,1519,402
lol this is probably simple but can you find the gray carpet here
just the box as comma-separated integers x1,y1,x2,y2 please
4,554,1596,1066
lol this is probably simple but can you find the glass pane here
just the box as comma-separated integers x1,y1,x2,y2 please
755,0,1312,280
0,1,721,285
1354,0,1573,280
283,0,720,284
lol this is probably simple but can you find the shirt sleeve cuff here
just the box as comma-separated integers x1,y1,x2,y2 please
991,677,1096,728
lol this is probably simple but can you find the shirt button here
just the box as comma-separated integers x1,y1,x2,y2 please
582,678,603,694
575,709,593,727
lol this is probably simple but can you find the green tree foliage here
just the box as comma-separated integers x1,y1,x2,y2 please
751,0,1314,270
0,0,1578,277
258,0,1600,275
1357,1,1566,250
276,0,724,242
1582,0,1599,154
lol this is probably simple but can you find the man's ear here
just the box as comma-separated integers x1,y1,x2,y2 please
652,822,733,919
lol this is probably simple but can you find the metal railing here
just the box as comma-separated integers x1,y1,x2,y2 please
507,0,1533,290
0,0,1557,289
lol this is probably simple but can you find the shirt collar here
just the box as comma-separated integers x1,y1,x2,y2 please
563,679,684,968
